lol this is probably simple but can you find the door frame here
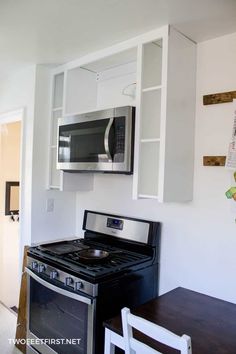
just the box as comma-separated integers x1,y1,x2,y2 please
0,107,26,284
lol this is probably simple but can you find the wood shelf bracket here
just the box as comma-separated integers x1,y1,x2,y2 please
203,156,226,166
203,91,236,105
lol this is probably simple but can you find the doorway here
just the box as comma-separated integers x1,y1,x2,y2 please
0,109,23,311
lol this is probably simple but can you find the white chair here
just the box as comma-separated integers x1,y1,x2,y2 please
121,307,192,354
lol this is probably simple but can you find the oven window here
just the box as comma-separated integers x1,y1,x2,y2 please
29,277,90,354
58,118,110,163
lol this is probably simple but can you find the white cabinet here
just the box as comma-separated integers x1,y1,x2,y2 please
48,25,196,202
133,27,196,202
47,72,94,191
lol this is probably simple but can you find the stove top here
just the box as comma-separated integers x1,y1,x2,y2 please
28,210,160,283
29,238,152,281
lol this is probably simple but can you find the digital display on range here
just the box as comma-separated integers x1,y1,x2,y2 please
107,217,124,230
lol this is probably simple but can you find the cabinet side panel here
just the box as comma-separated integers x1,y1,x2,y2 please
163,28,196,202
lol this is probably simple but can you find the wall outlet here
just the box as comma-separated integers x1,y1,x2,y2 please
46,198,54,212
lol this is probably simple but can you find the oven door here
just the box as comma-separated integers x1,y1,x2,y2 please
26,268,95,354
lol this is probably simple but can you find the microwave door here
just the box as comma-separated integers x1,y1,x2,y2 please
58,118,114,171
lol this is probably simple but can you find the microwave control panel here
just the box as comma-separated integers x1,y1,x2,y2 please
115,117,125,153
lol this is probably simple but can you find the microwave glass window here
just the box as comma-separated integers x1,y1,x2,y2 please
59,119,110,163
58,117,125,163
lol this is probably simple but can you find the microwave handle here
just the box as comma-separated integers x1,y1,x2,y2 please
104,118,114,162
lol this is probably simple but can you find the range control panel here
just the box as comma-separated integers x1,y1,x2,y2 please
107,217,124,230
27,256,97,297
85,211,150,244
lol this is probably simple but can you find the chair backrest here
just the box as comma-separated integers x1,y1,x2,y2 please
121,307,192,354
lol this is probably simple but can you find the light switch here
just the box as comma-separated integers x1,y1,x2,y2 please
46,198,54,212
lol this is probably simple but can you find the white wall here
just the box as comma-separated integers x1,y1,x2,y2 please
0,66,36,259
0,65,77,299
0,122,21,307
75,32,236,304
31,65,76,244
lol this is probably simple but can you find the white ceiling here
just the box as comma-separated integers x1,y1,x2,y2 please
0,0,236,78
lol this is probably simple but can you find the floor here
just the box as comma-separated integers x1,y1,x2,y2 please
0,303,21,354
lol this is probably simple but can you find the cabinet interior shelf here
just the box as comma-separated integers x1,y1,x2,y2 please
50,145,57,149
142,85,162,93
52,107,63,112
138,194,159,199
140,138,160,143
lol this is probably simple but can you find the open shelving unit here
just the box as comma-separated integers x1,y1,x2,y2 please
48,72,64,189
47,25,196,201
133,39,163,200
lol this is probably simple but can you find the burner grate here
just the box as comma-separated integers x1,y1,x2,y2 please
61,247,150,277
32,238,153,280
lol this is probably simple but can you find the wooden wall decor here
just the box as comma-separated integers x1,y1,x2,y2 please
203,91,236,105
203,156,226,166
15,246,29,354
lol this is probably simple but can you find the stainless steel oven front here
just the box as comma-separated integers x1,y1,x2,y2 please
26,262,95,354
57,106,135,173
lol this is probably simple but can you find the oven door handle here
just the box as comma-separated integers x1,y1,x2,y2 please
104,118,114,162
26,268,92,305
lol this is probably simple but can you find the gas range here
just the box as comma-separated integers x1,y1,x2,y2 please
28,238,153,281
26,210,161,354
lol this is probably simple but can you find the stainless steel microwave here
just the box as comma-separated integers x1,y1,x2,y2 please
57,106,135,174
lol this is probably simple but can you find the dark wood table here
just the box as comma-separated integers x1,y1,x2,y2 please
104,287,236,354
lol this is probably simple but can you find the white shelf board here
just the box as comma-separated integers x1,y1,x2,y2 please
140,138,160,143
48,185,60,190
50,145,57,149
138,194,159,199
142,85,162,93
52,107,63,112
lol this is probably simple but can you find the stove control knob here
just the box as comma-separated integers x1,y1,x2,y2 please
65,277,73,286
31,261,38,270
75,281,83,291
38,264,46,273
50,270,58,280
